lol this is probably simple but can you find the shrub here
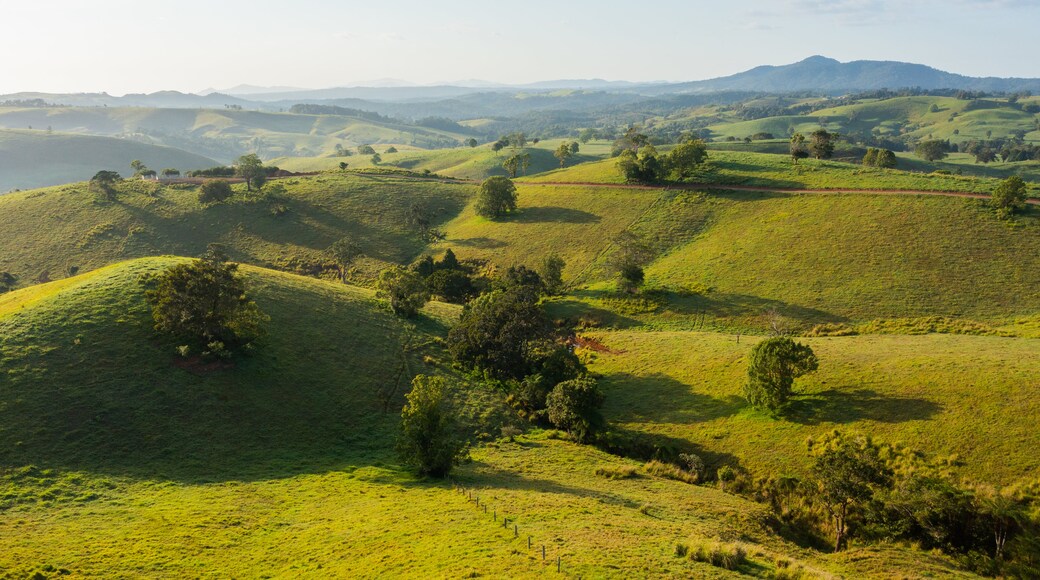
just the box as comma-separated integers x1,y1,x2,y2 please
992,175,1028,219
595,465,639,480
688,539,747,570
376,267,430,318
717,465,737,490
198,180,234,204
644,460,699,484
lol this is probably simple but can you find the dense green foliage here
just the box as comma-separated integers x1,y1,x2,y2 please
474,176,518,219
546,376,605,443
743,337,819,412
145,252,266,358
376,266,429,318
447,288,551,380
397,375,467,477
198,179,233,204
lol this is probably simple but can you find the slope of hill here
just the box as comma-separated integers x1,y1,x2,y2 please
584,329,1040,486
0,258,973,578
0,106,473,162
663,56,1040,94
0,174,474,287
0,129,217,192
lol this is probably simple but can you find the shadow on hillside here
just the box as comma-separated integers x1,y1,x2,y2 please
506,206,601,224
784,388,941,425
603,373,745,425
451,236,509,249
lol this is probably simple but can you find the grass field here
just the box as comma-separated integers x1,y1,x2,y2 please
584,330,1040,487
0,258,974,578
0,129,217,192
0,174,474,287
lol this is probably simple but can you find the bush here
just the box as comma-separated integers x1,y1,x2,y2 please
198,180,234,204
595,465,639,480
688,539,747,570
644,460,699,484
397,375,467,477
546,376,605,443
992,175,1028,219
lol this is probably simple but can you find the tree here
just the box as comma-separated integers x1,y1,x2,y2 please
992,175,1028,219
161,168,180,178
406,202,444,242
90,170,122,199
425,269,474,304
539,253,566,296
610,232,652,292
743,337,818,413
198,180,234,204
385,146,398,153
371,153,382,165
130,159,147,175
612,126,650,156
357,144,376,155
235,153,266,192
0,272,16,293
376,267,429,318
446,288,552,380
876,149,897,168
475,176,518,219
466,138,479,148
339,161,349,171
790,133,809,164
546,376,605,443
809,129,836,159
616,147,663,184
808,432,894,552
145,250,267,358
668,139,709,180
568,141,580,155
862,148,878,167
915,140,949,162
436,248,460,271
397,375,467,477
327,236,363,281
554,142,573,168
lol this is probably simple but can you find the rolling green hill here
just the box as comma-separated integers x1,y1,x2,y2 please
0,173,474,287
0,258,972,578
0,129,217,192
0,106,473,162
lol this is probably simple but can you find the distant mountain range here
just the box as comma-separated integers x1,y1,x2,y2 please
4,57,1038,111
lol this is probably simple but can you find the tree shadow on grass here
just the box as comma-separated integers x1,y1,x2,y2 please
450,237,509,249
602,373,745,425
784,388,942,425
505,206,601,224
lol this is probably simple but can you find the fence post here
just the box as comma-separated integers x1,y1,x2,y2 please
514,524,518,538
557,556,561,573
542,545,546,560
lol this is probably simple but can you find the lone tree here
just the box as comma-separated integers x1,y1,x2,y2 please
992,175,1028,219
198,180,234,204
475,176,518,219
407,202,445,242
915,140,949,162
376,267,429,318
743,337,818,413
809,129,836,159
546,376,605,443
466,138,479,148
146,249,267,359
235,153,267,192
357,144,376,155
130,159,148,176
554,142,574,168
808,432,894,552
371,153,382,165
397,375,467,477
539,253,566,296
90,170,122,199
327,236,363,281
610,231,652,293
339,161,349,171
790,133,809,164
668,138,709,180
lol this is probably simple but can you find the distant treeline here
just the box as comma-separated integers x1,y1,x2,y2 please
288,104,391,122
0,99,61,108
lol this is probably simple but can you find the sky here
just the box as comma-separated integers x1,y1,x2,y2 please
2,0,1038,95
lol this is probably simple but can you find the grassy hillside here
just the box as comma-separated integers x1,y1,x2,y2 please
273,139,608,181
0,106,473,162
0,129,217,192
0,174,473,287
584,330,1040,486
0,258,972,578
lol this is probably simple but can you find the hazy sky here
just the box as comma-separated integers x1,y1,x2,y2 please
3,0,1038,94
